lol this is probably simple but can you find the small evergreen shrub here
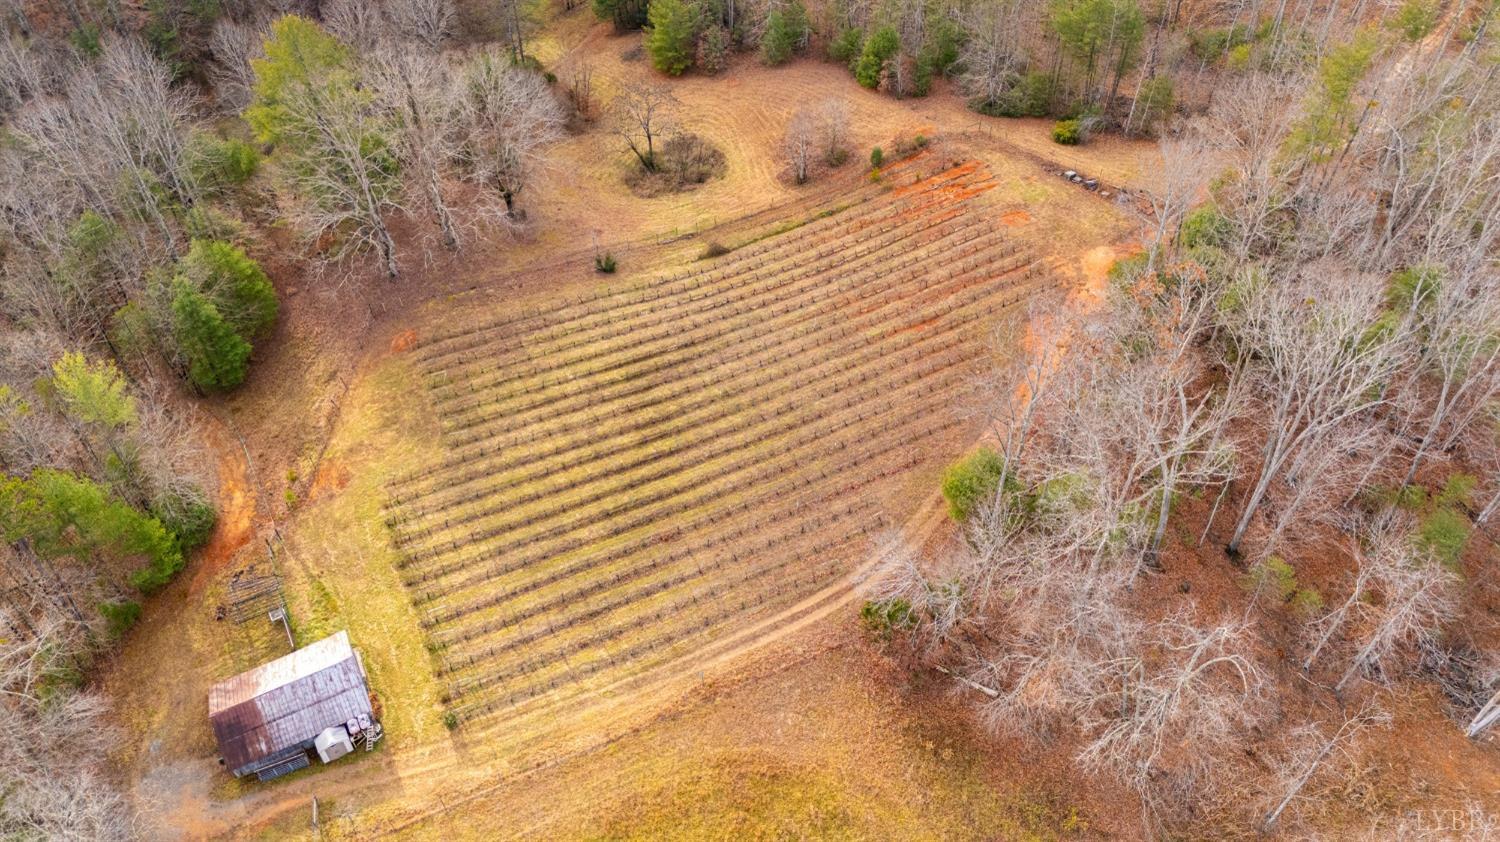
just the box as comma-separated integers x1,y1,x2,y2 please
828,28,863,67
70,24,103,58
1245,555,1322,615
1107,252,1151,284
861,598,915,638
1418,507,1471,570
1014,72,1055,116
761,2,808,66
1188,24,1252,62
1052,118,1082,145
154,491,218,552
172,279,252,393
595,253,617,273
179,239,279,340
894,135,929,157
941,448,1006,522
183,206,242,242
189,135,260,193
1290,587,1324,616
1180,205,1231,250
129,546,187,593
869,146,884,168
1391,0,1438,41
645,0,696,75
1227,43,1253,71
1385,265,1442,312
921,18,961,77
99,600,143,638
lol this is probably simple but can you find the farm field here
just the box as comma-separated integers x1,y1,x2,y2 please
386,152,1046,727
90,19,1147,838
8,0,1498,838
101,113,1140,837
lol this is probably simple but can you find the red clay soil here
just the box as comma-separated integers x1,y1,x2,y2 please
390,329,419,353
188,415,257,594
308,460,352,502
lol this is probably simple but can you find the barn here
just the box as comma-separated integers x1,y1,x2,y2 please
208,630,381,781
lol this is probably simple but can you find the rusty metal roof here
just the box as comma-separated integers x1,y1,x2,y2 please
208,630,372,773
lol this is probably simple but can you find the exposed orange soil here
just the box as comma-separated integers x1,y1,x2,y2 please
1000,209,1034,226
309,460,352,501
190,414,257,593
1071,243,1134,307
389,329,418,353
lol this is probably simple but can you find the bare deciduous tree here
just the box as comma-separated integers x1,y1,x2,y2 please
1360,53,1500,271
1201,73,1305,261
451,50,565,218
956,0,1030,109
8,35,199,257
816,98,850,166
254,34,407,278
1260,701,1390,832
0,589,133,841
782,106,817,184
368,45,461,248
1222,270,1411,558
1393,269,1500,485
1077,617,1266,821
0,32,62,120
385,0,456,52
492,0,531,61
561,58,595,122
209,18,267,113
324,0,390,51
1137,135,1215,273
612,82,678,173
1302,512,1460,692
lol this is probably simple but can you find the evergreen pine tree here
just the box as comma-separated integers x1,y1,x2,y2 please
180,239,279,339
172,278,252,393
0,469,184,592
761,3,808,66
646,0,697,76
855,27,899,89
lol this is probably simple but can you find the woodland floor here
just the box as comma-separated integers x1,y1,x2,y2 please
95,11,1500,842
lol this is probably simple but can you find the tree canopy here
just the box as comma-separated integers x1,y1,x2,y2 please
646,0,697,76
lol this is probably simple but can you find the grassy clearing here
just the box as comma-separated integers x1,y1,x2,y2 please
276,353,450,749
389,630,1094,842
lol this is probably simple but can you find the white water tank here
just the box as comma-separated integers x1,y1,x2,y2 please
314,726,353,763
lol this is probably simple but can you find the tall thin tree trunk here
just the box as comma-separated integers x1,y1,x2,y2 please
1479,485,1500,525
1147,482,1174,568
1227,437,1284,556
378,221,399,278
1402,382,1450,487
1262,732,1339,831
8,3,32,35
428,168,458,249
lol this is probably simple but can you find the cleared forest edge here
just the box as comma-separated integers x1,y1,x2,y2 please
381,157,1045,725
